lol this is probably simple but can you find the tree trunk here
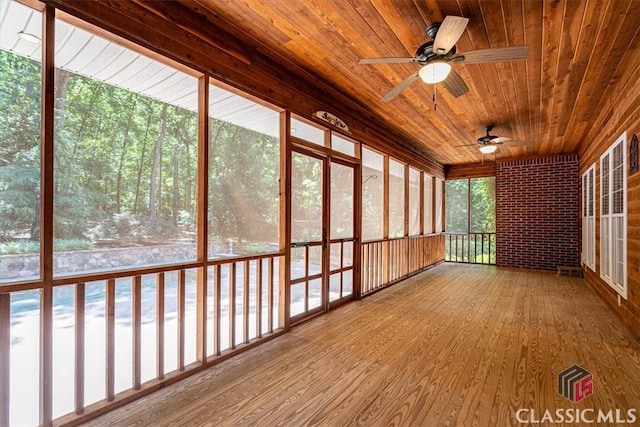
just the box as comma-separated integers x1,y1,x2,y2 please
115,100,136,214
54,69,72,125
133,108,153,215
149,104,168,218
172,151,180,226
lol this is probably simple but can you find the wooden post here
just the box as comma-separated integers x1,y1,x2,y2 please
74,283,85,414
0,293,10,427
404,165,410,276
132,276,142,389
432,178,438,234
279,111,291,330
382,156,389,285
256,259,263,338
106,279,116,401
354,160,362,299
419,171,424,236
229,263,237,349
322,154,330,312
243,260,250,343
214,265,222,355
156,272,165,379
268,258,274,333
40,6,55,426
196,76,209,363
177,270,186,370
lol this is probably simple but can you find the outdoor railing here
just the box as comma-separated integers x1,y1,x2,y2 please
2,253,283,426
3,234,448,426
361,234,445,296
445,232,496,265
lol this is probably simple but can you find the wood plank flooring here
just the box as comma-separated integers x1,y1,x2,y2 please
82,264,640,427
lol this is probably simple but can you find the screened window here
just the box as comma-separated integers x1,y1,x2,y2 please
445,177,496,233
470,177,496,233
582,164,595,271
600,133,627,298
331,134,356,157
208,84,281,258
361,147,383,241
423,174,433,234
0,0,42,284
290,117,325,146
445,180,469,233
408,168,421,235
51,17,199,276
388,159,405,238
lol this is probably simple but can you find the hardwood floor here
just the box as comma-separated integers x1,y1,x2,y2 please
82,264,640,427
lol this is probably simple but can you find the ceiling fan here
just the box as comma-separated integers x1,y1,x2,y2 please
457,125,532,154
359,16,529,102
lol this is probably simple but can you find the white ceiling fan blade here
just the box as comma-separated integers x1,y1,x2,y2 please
433,16,469,55
381,72,420,102
360,57,419,65
454,46,530,64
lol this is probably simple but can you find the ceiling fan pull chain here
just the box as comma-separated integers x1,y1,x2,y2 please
433,85,437,111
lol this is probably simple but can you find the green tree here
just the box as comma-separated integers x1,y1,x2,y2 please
208,120,280,245
0,52,41,241
470,177,496,232
445,179,469,233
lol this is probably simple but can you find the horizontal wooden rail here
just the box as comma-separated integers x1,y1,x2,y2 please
1,252,286,293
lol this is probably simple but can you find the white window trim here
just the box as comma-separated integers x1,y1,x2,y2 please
581,163,596,271
599,132,627,299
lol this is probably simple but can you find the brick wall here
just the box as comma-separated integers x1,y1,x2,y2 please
496,154,579,270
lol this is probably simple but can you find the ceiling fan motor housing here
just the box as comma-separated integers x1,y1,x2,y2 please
478,126,497,144
415,41,457,63
477,135,498,145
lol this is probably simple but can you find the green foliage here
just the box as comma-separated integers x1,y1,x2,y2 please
1,48,281,252
53,239,93,252
0,239,94,255
0,240,39,254
0,51,41,240
470,177,496,232
178,210,196,229
208,121,280,243
445,179,469,233
445,177,496,233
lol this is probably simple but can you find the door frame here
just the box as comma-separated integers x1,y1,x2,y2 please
287,138,361,325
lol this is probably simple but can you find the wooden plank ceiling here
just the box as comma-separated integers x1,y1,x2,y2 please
163,1,639,165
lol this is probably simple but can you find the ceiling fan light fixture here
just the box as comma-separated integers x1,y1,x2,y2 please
419,61,452,84
479,145,498,154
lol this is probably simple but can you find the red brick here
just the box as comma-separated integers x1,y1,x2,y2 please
496,154,579,270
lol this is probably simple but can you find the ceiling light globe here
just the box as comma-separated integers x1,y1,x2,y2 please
479,145,498,154
419,61,452,84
